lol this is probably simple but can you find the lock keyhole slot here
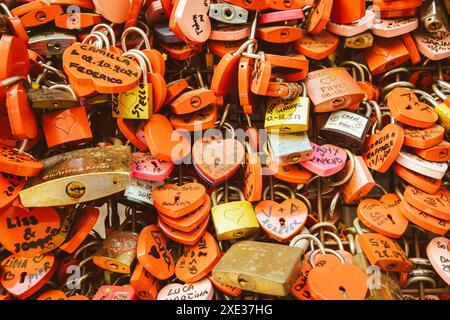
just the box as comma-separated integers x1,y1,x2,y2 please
279,217,286,226
387,214,395,225
339,286,348,300
223,8,235,21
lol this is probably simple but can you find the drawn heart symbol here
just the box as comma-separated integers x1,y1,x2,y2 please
152,183,206,218
54,115,76,135
192,137,245,185
136,225,174,280
319,75,336,85
0,206,61,258
118,90,139,110
0,253,56,299
357,196,408,239
157,278,214,300
427,237,450,286
255,199,308,242
307,264,368,300
300,143,347,177
363,123,404,173
175,232,221,283
92,0,131,23
224,205,245,225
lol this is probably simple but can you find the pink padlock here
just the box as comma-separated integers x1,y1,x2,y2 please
132,152,174,182
371,17,419,38
209,25,251,41
93,0,131,24
258,9,304,25
427,237,450,286
413,29,450,61
157,278,214,300
300,143,347,177
326,10,375,37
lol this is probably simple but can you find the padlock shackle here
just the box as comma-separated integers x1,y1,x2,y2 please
128,49,154,74
122,51,148,83
91,23,117,46
289,233,324,254
310,230,345,251
121,26,152,52
48,84,78,100
91,31,111,51
82,33,105,49
212,185,245,205
326,151,355,188
308,248,346,268
339,61,365,82
0,3,13,18
262,184,296,201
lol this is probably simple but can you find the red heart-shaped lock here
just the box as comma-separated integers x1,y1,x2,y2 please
307,263,368,300
175,232,221,283
363,123,404,173
152,183,206,218
0,206,61,257
0,253,56,299
404,186,450,221
357,196,409,239
137,225,175,280
255,199,308,242
192,137,245,185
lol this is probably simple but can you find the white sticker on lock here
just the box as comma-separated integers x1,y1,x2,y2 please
125,178,164,205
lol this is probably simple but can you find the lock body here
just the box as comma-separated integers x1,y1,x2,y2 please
28,32,76,57
211,201,259,240
265,96,310,133
320,110,371,149
268,131,313,164
209,4,248,24
420,0,450,37
212,241,303,296
341,156,375,205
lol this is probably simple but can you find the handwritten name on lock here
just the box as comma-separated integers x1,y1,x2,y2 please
112,83,152,119
324,111,368,138
63,43,142,93
0,207,60,257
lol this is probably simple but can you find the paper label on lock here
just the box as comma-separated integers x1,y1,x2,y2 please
323,111,369,138
265,97,310,133
112,83,152,119
125,178,164,205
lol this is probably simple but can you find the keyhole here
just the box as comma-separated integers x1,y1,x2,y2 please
280,30,290,39
284,0,293,7
214,157,221,167
239,278,249,286
387,214,396,225
151,160,159,167
198,251,207,257
339,286,348,300
279,218,286,226
35,11,47,22
19,272,27,284
174,195,180,203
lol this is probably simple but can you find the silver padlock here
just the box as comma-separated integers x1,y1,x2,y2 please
28,31,77,57
209,3,248,24
420,0,450,38
267,131,313,165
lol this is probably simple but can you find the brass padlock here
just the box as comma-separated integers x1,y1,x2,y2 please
212,241,303,296
267,131,313,165
420,0,449,38
19,146,131,207
344,31,374,49
27,86,79,110
264,82,310,133
320,101,373,149
211,185,259,241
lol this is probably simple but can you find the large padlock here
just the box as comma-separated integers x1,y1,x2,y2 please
341,154,375,205
19,145,131,207
211,185,259,241
305,67,366,113
264,82,310,133
212,241,303,296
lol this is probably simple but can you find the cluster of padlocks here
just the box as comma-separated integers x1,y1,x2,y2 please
0,0,448,301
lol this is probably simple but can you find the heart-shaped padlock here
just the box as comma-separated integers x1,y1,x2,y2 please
427,237,450,286
157,278,214,300
404,186,450,220
132,152,174,182
137,225,175,280
175,232,221,283
300,143,347,177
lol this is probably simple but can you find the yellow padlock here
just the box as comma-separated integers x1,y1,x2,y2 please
211,185,259,241
264,82,310,133
430,81,450,131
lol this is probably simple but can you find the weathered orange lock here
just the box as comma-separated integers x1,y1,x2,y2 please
402,124,445,149
305,67,366,113
6,83,38,140
170,104,218,132
363,37,411,76
414,141,450,162
341,155,375,205
19,4,63,28
307,0,333,34
0,35,30,81
293,30,339,61
373,0,422,19
55,13,103,30
393,163,442,195
160,42,204,61
41,106,93,149
209,40,246,58
164,79,189,105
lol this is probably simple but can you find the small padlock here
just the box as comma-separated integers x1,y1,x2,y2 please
267,130,313,165
344,31,374,49
320,101,372,150
209,3,248,24
330,0,365,24
371,17,419,38
420,0,450,38
211,185,259,241
130,263,162,300
265,82,310,133
341,155,375,205
28,31,76,57
328,11,375,38
212,240,303,296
